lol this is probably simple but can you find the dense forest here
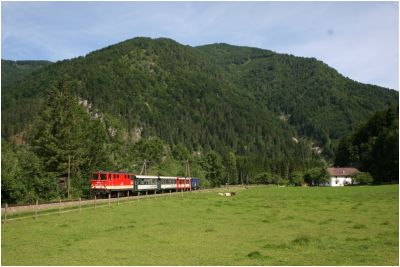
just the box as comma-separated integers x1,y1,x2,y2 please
335,105,398,183
1,60,53,90
1,37,398,203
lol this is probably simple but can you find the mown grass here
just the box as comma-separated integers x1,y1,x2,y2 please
1,185,398,265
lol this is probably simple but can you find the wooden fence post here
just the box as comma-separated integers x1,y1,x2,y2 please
127,191,130,198
170,189,172,197
117,192,120,206
79,197,82,211
138,191,140,201
4,203,7,224
59,198,61,215
35,200,38,220
108,193,111,207
94,195,97,209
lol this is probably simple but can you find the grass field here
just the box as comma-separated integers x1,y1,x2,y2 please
1,185,398,265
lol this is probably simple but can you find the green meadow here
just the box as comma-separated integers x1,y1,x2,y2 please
1,185,398,265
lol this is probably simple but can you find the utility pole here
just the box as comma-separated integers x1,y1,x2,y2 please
140,160,147,175
67,156,71,199
185,159,191,177
185,160,191,191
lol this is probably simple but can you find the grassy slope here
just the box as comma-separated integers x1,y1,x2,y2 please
2,185,398,265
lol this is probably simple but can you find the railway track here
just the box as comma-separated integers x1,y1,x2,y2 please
1,189,197,214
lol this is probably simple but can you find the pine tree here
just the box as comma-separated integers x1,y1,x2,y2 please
30,81,108,197
201,151,224,186
226,151,238,185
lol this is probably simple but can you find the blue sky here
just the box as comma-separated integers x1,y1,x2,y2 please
2,1,399,90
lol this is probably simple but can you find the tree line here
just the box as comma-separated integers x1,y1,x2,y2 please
2,81,329,204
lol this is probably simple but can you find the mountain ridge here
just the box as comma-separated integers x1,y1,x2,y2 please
2,37,398,159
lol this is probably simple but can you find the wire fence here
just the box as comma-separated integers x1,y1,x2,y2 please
1,185,252,224
1,187,214,223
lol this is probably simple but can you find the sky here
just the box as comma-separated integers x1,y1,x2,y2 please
1,1,399,90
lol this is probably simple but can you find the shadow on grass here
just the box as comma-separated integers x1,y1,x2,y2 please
247,251,272,260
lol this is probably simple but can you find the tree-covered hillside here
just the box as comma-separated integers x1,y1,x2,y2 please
335,105,398,183
1,37,398,203
3,38,397,154
1,60,53,90
197,43,397,156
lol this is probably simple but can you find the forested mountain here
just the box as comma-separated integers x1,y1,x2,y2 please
3,38,397,152
197,44,397,156
1,37,398,203
1,60,53,89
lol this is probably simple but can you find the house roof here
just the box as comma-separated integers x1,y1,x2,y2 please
327,167,360,177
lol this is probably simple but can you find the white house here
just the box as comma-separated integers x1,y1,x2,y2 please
326,167,359,187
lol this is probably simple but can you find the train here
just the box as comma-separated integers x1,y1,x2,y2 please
90,171,200,195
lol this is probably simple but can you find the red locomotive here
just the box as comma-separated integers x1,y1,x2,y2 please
90,171,134,192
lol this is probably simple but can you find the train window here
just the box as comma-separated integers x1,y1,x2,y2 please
101,174,106,180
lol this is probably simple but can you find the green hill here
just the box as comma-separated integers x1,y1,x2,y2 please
2,37,397,156
1,37,398,203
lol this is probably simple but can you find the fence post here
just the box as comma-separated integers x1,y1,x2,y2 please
4,203,7,224
94,195,97,209
59,198,61,215
146,191,148,196
35,200,38,220
138,191,140,201
127,191,130,198
108,193,111,207
117,192,120,206
170,189,171,197
79,197,82,212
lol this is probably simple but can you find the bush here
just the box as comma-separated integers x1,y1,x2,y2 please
351,172,373,185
